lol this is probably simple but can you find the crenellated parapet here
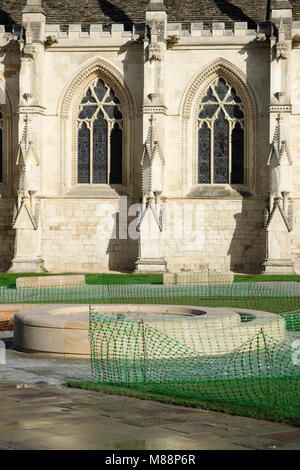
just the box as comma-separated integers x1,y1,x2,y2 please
45,23,140,39
0,19,284,46
29,21,285,45
1,19,300,47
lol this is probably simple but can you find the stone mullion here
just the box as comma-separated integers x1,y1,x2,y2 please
210,118,214,184
89,117,93,184
228,120,233,185
107,120,112,184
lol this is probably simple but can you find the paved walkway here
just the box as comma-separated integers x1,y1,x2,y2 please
0,383,300,450
0,331,300,450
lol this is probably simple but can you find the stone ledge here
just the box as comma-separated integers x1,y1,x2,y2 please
164,270,234,285
16,275,86,289
186,185,251,199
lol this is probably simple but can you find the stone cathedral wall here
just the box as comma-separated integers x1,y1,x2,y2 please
39,198,266,273
0,10,300,273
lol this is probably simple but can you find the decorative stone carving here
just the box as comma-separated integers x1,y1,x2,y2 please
275,19,289,61
274,91,285,102
268,114,292,168
137,192,163,233
13,114,40,230
148,42,162,62
12,190,39,230
23,23,36,59
147,20,165,42
44,36,58,47
136,113,166,273
23,92,33,102
141,115,165,196
146,20,165,63
264,196,292,232
147,93,160,103
59,57,136,119
264,113,294,274
16,115,40,169
166,35,179,49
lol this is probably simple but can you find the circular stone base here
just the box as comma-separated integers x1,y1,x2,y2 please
14,304,286,357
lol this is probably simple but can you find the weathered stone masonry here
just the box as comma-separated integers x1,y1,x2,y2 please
0,0,299,273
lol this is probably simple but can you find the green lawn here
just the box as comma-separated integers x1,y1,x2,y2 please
66,376,300,427
235,274,300,282
1,272,300,288
0,272,163,288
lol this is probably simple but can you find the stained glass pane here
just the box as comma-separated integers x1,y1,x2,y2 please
199,104,218,119
105,89,120,104
226,87,241,103
81,88,96,104
78,122,90,183
94,79,108,102
231,123,244,184
224,105,244,120
110,124,122,184
198,123,210,183
213,110,229,184
103,105,123,120
215,78,229,101
78,78,123,185
202,87,218,103
78,106,97,120
93,110,108,184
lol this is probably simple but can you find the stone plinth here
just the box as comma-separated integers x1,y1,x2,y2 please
16,275,86,289
262,260,295,274
135,258,167,273
163,270,234,285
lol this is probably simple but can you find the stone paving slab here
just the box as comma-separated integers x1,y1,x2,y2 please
0,383,299,450
0,331,299,450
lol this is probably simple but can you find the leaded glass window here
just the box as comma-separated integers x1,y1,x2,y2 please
78,79,123,184
198,78,245,184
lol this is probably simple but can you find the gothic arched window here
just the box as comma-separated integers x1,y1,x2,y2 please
78,79,123,184
198,78,245,185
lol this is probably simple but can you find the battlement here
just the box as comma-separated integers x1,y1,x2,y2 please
42,21,268,42
0,20,299,44
45,23,141,39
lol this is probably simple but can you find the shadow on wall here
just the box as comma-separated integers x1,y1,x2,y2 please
106,212,140,272
0,10,19,271
104,36,143,272
227,197,266,273
0,9,17,26
0,201,15,271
